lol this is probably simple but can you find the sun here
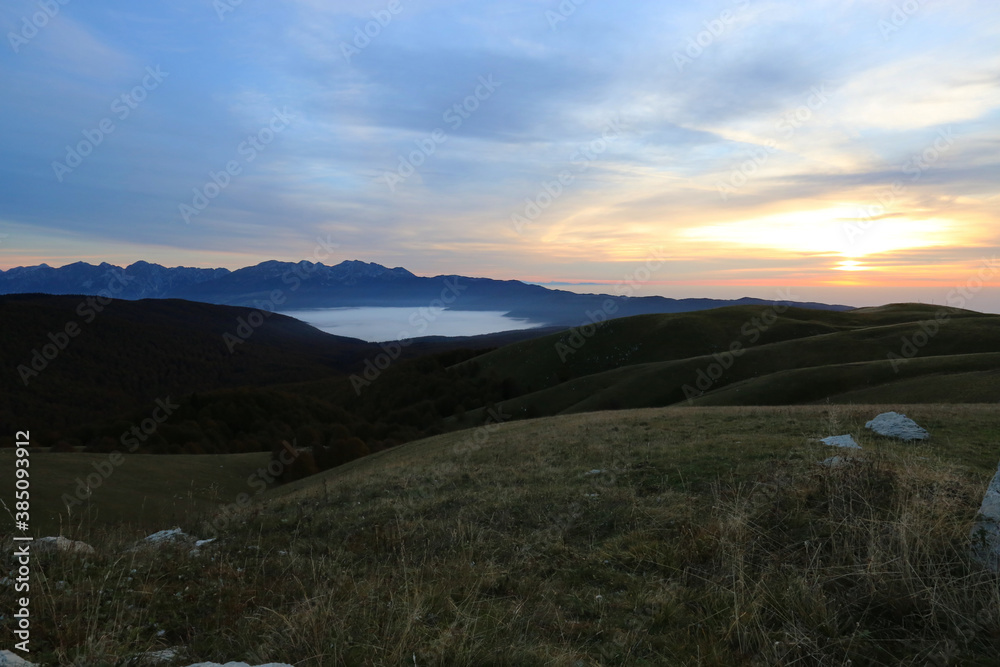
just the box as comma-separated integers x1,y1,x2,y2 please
681,206,958,265
834,259,870,271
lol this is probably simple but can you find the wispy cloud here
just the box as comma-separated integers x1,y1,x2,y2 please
1,0,998,310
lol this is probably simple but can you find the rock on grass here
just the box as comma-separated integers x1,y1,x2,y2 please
820,434,861,449
865,412,929,441
971,462,1000,572
34,536,95,555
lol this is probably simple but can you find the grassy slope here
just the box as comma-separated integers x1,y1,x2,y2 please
10,405,1000,665
458,304,986,395
0,295,380,434
272,402,1000,502
0,449,269,535
452,305,1000,422
687,353,1000,406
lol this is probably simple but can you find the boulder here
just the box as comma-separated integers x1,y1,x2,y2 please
820,434,860,449
145,528,195,544
34,536,95,555
970,463,1000,571
864,412,929,441
129,528,202,553
0,650,36,666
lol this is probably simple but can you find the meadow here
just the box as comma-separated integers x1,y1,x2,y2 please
5,404,999,665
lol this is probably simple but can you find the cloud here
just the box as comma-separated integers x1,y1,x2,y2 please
0,0,998,309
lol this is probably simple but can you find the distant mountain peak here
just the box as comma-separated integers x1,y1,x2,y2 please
330,259,415,279
0,260,232,300
0,258,851,322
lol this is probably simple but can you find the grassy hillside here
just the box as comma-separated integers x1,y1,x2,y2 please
451,304,1000,423
7,299,994,466
0,295,554,457
7,405,1000,665
58,345,512,459
0,294,378,435
457,304,987,395
688,353,1000,406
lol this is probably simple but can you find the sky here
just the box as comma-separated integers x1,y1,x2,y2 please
1,0,998,310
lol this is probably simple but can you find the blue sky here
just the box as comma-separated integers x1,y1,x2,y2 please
1,0,998,309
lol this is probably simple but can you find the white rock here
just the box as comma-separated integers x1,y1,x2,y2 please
820,434,861,449
189,537,218,556
0,650,36,666
35,536,96,555
819,456,850,468
145,528,195,544
971,463,1000,571
131,528,204,553
864,412,929,441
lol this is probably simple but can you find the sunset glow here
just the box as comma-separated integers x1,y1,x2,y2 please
1,0,998,310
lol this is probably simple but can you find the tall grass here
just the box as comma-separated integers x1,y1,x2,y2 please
4,407,998,665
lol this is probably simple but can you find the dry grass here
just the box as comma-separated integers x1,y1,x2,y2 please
3,405,999,665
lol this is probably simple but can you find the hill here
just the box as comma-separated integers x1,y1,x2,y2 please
0,294,556,457
8,298,995,465
451,303,1000,421
0,294,377,436
11,404,1000,665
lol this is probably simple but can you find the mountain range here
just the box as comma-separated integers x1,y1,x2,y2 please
0,260,851,325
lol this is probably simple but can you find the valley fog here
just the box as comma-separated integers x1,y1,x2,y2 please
279,306,542,342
